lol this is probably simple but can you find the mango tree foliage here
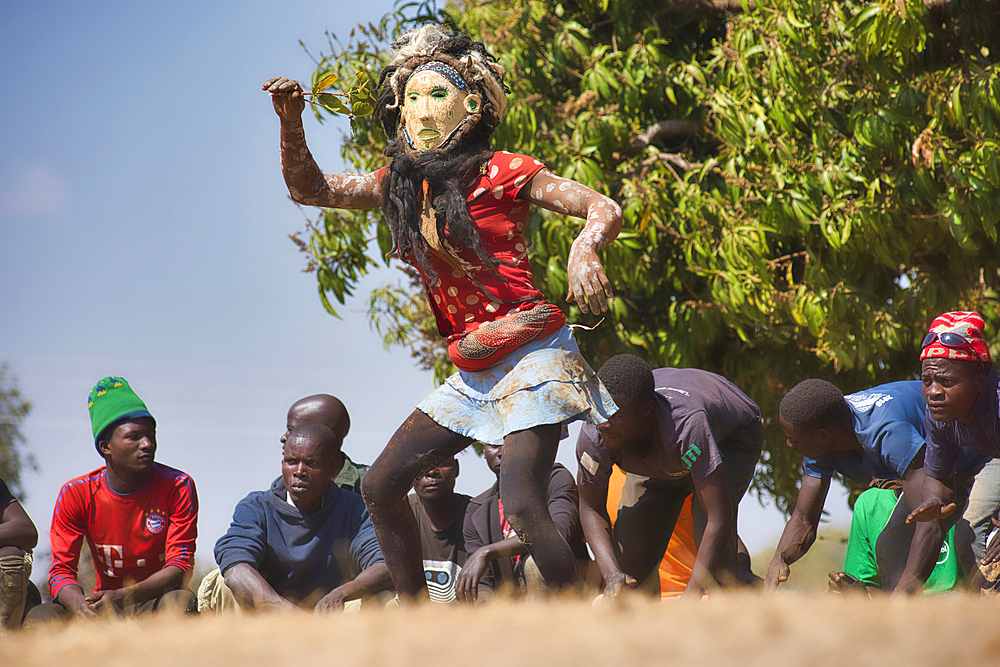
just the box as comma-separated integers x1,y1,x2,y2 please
295,0,1000,510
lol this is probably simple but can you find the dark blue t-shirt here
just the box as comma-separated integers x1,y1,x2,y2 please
804,381,927,486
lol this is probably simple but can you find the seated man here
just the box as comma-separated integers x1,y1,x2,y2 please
282,394,368,494
456,443,590,603
907,311,1000,591
1,477,40,630
211,423,390,612
577,355,763,598
408,458,471,603
829,487,964,595
26,377,198,624
764,377,983,592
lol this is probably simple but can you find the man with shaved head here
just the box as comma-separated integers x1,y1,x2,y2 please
283,395,368,495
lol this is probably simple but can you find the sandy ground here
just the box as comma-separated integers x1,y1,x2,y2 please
2,593,998,667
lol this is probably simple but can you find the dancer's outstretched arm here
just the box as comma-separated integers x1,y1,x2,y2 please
263,76,380,210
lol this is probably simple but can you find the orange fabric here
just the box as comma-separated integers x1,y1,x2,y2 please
606,465,696,597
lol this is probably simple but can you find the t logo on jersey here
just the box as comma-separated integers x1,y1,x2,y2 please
681,444,701,469
94,544,125,571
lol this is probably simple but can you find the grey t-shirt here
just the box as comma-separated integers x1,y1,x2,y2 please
577,368,761,487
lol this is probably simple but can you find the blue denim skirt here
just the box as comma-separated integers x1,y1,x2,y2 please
417,326,617,445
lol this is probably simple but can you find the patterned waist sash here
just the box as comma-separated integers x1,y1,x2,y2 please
448,302,566,372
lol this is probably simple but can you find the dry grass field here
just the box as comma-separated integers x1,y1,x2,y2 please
3,593,999,667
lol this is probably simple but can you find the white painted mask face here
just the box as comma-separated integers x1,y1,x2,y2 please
402,69,481,151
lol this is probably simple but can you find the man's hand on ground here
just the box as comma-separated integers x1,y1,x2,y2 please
983,516,1000,565
602,570,638,599
828,572,870,595
314,587,349,614
763,559,790,592
85,588,126,614
455,547,491,604
72,598,98,618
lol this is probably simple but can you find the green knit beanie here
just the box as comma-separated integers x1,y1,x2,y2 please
88,377,154,451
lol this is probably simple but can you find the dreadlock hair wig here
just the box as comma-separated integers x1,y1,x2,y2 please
779,379,852,431
598,355,656,408
375,25,512,287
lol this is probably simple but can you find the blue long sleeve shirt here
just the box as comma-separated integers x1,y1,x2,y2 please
214,477,383,607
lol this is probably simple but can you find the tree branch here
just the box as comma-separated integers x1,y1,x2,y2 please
641,153,703,171
624,119,701,158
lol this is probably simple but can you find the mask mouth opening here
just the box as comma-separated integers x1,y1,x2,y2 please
401,114,477,154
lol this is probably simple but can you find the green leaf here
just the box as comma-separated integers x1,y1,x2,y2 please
317,94,348,114
316,72,339,91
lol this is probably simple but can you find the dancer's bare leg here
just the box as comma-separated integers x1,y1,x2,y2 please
500,423,582,591
361,410,471,602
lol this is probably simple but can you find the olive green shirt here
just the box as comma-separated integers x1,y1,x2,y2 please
334,453,369,495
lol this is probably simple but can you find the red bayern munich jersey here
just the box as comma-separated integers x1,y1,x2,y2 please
48,463,198,599
378,152,553,338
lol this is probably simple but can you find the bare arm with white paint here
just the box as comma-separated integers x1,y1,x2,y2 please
263,76,381,210
522,169,622,314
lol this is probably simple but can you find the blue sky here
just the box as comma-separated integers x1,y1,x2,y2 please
0,0,850,582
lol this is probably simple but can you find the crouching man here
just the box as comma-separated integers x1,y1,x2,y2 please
577,355,763,598
208,423,391,612
1,477,40,629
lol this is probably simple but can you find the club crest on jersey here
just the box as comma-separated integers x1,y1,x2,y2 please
146,511,166,534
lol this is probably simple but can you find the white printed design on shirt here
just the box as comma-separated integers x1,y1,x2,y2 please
937,540,950,566
845,392,894,412
94,544,125,577
424,559,462,603
580,451,600,476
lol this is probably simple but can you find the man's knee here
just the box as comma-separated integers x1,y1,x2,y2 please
156,589,197,614
22,602,69,628
0,548,32,630
361,461,415,511
501,494,549,544
197,568,242,615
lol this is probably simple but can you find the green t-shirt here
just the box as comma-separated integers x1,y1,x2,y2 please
334,453,369,495
843,487,960,593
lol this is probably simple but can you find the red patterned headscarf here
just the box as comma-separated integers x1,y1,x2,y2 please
919,311,993,363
